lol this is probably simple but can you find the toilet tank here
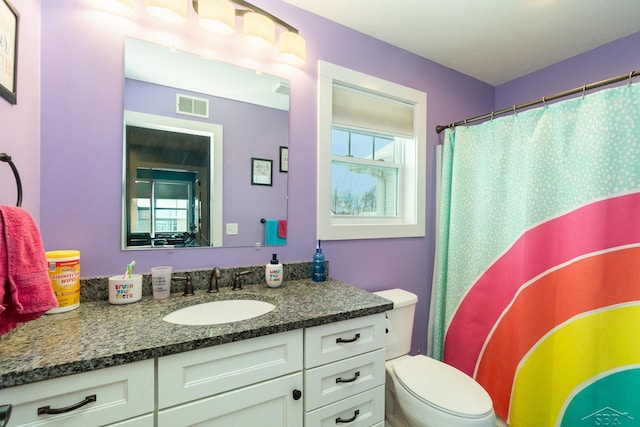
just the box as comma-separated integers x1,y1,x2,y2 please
373,289,418,360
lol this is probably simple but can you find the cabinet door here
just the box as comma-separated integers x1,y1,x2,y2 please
304,386,384,427
305,314,385,368
158,329,302,408
158,372,303,427
0,360,154,427
304,349,385,411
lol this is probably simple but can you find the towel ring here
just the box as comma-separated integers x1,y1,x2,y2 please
0,153,22,207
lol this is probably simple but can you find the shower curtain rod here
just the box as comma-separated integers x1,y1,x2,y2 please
435,69,640,134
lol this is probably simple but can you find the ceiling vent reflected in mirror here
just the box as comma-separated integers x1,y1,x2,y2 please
273,81,290,96
176,94,210,118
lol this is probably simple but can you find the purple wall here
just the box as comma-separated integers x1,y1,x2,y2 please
38,0,493,354
496,31,640,109
0,0,40,219
124,79,288,247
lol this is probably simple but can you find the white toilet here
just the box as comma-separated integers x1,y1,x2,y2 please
374,288,497,427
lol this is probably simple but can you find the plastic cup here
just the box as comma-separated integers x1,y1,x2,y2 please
108,274,142,304
151,266,172,299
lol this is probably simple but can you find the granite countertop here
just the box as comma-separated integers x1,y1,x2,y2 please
0,278,392,390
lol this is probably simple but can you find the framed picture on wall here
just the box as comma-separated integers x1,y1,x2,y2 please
251,158,272,186
279,146,289,173
0,0,19,105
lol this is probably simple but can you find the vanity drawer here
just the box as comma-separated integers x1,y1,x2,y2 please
0,360,154,427
158,329,303,408
304,385,385,427
304,313,385,367
304,349,385,411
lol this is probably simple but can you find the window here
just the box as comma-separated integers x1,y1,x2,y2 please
317,61,426,240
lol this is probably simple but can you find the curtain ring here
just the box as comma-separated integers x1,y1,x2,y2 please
628,71,634,86
490,111,495,121
542,96,547,107
512,105,517,115
582,84,587,99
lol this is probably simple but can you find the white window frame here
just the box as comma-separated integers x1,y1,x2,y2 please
317,61,427,240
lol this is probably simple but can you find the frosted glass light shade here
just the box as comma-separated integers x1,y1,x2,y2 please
198,0,236,36
279,31,306,66
93,0,135,14
243,12,275,50
144,0,188,23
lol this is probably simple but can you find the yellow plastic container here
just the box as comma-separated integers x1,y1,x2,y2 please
45,250,80,314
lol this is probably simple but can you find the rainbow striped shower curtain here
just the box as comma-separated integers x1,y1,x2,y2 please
431,82,640,426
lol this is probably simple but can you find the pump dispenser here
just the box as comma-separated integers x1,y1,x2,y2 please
265,253,283,288
312,240,326,282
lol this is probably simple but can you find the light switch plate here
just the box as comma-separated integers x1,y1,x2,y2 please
226,223,238,235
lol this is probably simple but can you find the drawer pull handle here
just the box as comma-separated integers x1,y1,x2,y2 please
336,409,360,424
336,333,360,344
336,371,360,383
292,389,302,400
37,394,97,416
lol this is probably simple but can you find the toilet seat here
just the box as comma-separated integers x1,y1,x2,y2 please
392,355,493,418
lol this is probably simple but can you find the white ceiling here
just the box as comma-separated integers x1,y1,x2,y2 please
282,0,640,86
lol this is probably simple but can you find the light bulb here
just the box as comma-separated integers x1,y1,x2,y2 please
198,0,236,36
243,12,275,51
279,31,306,66
144,0,188,24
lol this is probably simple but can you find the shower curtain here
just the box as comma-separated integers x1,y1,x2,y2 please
430,82,640,426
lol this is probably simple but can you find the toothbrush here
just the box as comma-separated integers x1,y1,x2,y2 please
124,260,136,279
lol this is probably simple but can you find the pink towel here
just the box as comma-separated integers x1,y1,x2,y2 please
0,206,58,335
278,219,287,239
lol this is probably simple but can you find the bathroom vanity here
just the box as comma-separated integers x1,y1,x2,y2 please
0,278,391,427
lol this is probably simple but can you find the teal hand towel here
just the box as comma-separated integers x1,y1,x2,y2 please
265,219,286,246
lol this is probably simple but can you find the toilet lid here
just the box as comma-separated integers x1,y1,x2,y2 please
393,355,493,417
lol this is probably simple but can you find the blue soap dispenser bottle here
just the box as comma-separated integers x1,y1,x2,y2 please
312,240,326,282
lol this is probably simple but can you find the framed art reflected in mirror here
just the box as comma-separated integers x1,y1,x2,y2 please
252,158,272,186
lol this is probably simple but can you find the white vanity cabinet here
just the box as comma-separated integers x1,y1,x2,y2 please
157,329,304,426
303,314,386,427
0,360,154,427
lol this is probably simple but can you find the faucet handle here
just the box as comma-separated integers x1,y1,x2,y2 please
232,270,251,291
173,272,194,296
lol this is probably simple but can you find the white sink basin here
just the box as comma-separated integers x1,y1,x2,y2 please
163,299,276,325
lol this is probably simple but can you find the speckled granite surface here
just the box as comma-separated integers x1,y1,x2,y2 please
0,275,392,390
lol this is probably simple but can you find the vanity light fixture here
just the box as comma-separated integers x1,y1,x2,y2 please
96,0,307,66
194,0,306,65
145,0,188,24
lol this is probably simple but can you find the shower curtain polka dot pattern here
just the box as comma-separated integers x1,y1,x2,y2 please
432,83,640,426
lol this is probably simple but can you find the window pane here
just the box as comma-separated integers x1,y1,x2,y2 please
331,160,398,217
374,136,395,162
332,129,350,156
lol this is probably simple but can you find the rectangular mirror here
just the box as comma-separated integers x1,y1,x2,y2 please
123,38,290,249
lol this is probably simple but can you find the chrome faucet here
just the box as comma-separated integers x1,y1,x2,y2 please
232,270,251,291
209,267,222,293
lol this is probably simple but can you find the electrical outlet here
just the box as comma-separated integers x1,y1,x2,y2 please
226,223,238,235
